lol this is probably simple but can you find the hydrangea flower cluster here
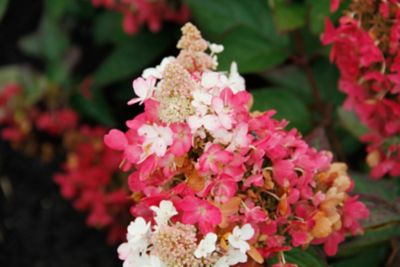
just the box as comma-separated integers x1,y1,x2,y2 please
91,0,190,35
0,83,78,160
322,0,400,178
55,126,131,244
106,23,369,266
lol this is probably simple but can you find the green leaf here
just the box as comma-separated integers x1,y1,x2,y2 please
272,1,307,32
264,58,343,106
184,0,289,73
0,0,8,21
251,88,313,133
71,89,115,126
218,28,290,73
336,224,400,258
93,12,127,44
306,0,331,34
337,108,369,138
269,248,327,267
93,29,178,87
18,17,70,84
333,174,400,258
331,244,390,267
45,0,71,20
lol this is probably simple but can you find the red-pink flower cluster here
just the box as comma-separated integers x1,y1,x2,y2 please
322,0,400,178
106,23,368,266
55,126,131,244
91,0,190,35
0,83,78,158
0,83,131,243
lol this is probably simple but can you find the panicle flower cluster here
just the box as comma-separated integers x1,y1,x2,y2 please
91,0,190,35
106,23,369,266
118,200,255,267
55,126,131,243
322,0,400,178
0,83,78,160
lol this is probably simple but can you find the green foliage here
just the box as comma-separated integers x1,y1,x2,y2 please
92,29,178,87
19,16,71,85
184,0,289,73
269,248,327,267
0,0,8,21
271,0,308,32
251,88,313,133
333,174,400,258
71,89,116,126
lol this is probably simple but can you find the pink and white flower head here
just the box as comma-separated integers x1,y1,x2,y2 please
107,23,368,266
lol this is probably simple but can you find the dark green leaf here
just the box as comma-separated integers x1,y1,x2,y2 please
333,173,400,258
93,12,127,44
269,248,327,267
264,58,342,106
184,0,289,73
336,224,400,258
306,0,331,34
337,108,369,138
45,0,71,20
71,89,115,126
218,28,289,73
93,29,177,87
0,0,8,21
331,244,390,267
272,1,307,32
251,88,313,133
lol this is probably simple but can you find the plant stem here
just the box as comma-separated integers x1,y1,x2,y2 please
292,30,345,160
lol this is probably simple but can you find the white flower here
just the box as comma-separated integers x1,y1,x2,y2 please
226,123,249,151
138,124,173,158
214,256,230,267
194,232,217,258
191,89,212,116
122,253,165,267
150,200,178,227
201,71,221,89
118,217,152,266
142,56,175,79
226,247,248,265
127,217,151,243
226,62,245,93
214,247,247,267
128,77,156,105
227,224,254,253
209,43,224,54
143,255,166,267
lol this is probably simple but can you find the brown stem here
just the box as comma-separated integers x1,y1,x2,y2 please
292,30,345,160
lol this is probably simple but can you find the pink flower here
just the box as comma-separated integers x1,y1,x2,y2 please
211,96,233,130
104,129,142,164
128,77,156,105
209,174,238,203
342,196,369,234
177,196,222,234
170,123,192,156
138,124,173,158
330,0,340,12
198,144,233,173
321,231,345,256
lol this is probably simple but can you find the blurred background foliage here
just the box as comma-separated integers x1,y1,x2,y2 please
0,0,399,266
